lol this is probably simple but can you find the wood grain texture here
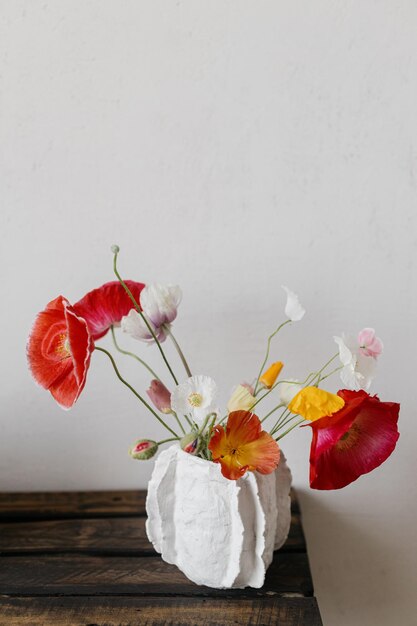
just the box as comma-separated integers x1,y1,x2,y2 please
0,553,313,597
0,489,300,521
0,514,306,555
0,489,321,625
0,490,147,521
0,596,323,626
0,596,322,626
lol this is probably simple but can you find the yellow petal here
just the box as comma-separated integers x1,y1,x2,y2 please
260,361,284,388
288,386,345,421
227,385,256,413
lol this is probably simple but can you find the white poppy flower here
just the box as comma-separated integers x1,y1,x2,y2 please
334,334,376,391
121,283,181,343
279,379,303,406
282,286,305,322
171,375,218,425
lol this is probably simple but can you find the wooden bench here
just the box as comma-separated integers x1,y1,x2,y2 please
0,489,322,625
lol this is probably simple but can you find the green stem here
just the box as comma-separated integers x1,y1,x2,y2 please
165,327,192,378
270,407,291,434
157,436,180,445
271,411,295,435
254,320,291,395
275,417,305,441
316,365,343,385
95,346,178,438
251,353,339,412
112,250,179,385
260,403,285,423
111,326,162,382
171,410,186,435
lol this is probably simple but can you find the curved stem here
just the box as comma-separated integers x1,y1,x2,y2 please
95,346,178,438
157,436,180,445
254,320,291,395
112,250,179,385
111,326,162,382
251,353,339,412
165,327,192,378
261,403,285,423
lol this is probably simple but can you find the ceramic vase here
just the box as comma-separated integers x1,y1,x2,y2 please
146,445,292,589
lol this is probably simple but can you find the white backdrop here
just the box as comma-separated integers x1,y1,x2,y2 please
1,2,416,624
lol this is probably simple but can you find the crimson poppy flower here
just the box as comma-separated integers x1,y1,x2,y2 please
73,280,145,340
308,389,400,490
27,296,94,409
208,410,280,480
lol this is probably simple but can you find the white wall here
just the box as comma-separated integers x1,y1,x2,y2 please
1,2,416,624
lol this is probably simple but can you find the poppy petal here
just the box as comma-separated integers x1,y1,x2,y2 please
73,280,145,340
309,390,400,489
27,296,93,409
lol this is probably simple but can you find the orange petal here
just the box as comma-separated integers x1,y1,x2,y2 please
260,361,284,389
238,431,280,475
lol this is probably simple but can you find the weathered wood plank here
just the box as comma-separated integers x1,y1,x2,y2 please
0,491,147,522
0,489,300,521
0,553,313,597
0,514,306,555
0,595,323,626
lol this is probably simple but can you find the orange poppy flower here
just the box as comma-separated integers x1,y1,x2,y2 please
208,411,280,480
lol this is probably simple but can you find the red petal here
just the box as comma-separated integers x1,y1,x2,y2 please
27,296,93,409
309,391,400,490
73,280,145,340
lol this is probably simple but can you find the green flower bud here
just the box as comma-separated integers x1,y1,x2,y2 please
180,432,199,455
129,439,158,460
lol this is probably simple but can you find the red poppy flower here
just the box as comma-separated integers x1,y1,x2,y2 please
308,389,400,490
27,296,94,409
208,410,280,480
73,280,145,340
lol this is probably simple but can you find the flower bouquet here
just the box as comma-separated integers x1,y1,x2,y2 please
27,246,400,589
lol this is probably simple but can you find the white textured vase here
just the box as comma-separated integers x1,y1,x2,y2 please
146,445,292,589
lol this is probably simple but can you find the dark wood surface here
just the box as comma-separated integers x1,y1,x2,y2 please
0,488,322,625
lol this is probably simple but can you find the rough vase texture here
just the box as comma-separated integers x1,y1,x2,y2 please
146,445,292,589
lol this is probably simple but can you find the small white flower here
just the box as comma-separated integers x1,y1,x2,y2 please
121,283,181,343
141,284,182,327
279,379,302,406
282,286,305,322
334,334,376,391
121,309,167,342
171,375,218,425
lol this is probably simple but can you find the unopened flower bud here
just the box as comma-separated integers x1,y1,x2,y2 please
129,439,158,460
111,244,120,254
260,361,284,389
147,380,172,414
180,432,199,455
227,385,256,413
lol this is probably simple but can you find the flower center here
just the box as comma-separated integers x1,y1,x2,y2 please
188,392,203,408
336,423,361,451
56,333,71,358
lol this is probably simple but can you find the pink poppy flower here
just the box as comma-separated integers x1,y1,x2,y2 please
358,328,383,358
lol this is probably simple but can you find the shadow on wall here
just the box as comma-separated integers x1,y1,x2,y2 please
297,489,409,626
